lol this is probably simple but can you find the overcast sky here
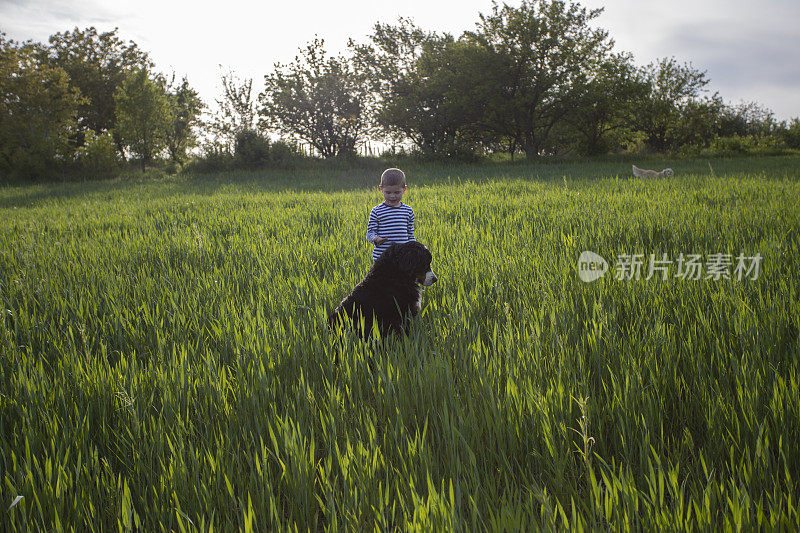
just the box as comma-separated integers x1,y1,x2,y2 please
2,0,798,120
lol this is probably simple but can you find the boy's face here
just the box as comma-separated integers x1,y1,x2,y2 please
380,184,406,206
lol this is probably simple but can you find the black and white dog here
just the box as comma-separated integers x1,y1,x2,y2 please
329,241,437,336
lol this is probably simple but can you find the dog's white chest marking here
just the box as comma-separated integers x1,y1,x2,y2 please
416,287,422,312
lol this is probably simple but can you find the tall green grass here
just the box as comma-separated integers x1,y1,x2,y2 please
1,156,799,530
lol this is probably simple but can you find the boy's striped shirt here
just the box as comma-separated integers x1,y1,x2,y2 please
366,202,415,260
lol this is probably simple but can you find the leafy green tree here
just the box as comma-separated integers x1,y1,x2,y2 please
258,38,372,158
354,20,499,158
350,18,435,145
207,69,256,152
717,101,776,138
375,36,494,157
668,94,724,149
46,27,152,154
74,130,119,174
0,34,82,179
234,130,270,167
778,118,800,149
114,69,171,172
354,18,431,87
633,57,710,151
567,53,648,155
164,76,204,163
468,0,613,157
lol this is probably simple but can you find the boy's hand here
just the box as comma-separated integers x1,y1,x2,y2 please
374,236,388,245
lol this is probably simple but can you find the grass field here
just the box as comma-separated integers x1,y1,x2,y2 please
1,156,799,530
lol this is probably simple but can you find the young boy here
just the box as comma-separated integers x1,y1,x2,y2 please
367,168,415,260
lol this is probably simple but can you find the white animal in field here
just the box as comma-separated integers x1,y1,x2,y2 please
632,165,674,178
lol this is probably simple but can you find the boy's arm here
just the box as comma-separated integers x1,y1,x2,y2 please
408,208,415,241
366,209,379,243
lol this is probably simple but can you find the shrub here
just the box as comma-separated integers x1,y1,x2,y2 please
750,134,788,155
74,130,119,174
165,159,180,175
778,118,800,149
269,139,299,167
234,130,270,167
708,135,748,155
622,131,649,155
702,134,788,157
188,144,235,173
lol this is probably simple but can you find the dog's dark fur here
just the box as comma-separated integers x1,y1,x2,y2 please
329,241,437,336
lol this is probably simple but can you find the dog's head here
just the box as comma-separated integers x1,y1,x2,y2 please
381,241,437,286
662,168,674,177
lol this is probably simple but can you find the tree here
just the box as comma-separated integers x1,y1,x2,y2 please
633,57,710,151
778,118,800,149
566,53,648,155
46,27,151,154
258,38,372,158
234,129,270,167
353,19,500,158
468,0,613,157
164,76,204,163
114,69,171,172
207,69,256,152
354,18,432,88
350,18,435,146
0,34,82,179
717,101,776,138
380,37,496,158
668,94,724,149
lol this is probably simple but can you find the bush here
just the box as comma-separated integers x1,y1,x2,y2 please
165,159,180,175
186,137,304,173
74,130,119,174
622,131,649,155
708,135,748,155
750,135,788,155
234,130,270,167
778,118,800,149
188,145,235,173
702,134,788,157
269,140,299,167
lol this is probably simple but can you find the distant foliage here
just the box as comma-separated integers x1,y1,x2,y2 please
74,130,119,174
258,38,372,158
1,5,799,179
234,130,270,167
190,144,235,172
114,69,171,172
468,0,613,157
268,139,300,167
164,76,204,164
206,70,256,152
46,27,152,154
777,118,800,149
566,53,648,155
0,35,82,180
633,57,712,152
703,134,789,157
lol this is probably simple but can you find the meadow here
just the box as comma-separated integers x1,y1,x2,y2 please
1,156,798,530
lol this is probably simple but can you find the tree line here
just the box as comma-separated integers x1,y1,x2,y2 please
2,0,799,180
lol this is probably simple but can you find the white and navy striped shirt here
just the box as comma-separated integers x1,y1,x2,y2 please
366,202,415,260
